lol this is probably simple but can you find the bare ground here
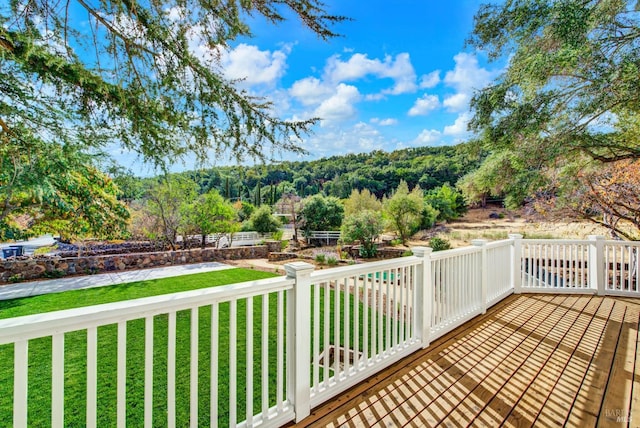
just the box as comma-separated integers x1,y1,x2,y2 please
408,205,612,249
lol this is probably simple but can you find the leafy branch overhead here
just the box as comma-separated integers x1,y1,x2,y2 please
0,0,348,167
464,0,640,238
469,0,640,163
0,0,346,239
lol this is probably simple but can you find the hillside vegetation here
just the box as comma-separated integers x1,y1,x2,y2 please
119,144,483,203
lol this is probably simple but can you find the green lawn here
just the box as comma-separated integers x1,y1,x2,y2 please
0,269,387,427
0,268,278,320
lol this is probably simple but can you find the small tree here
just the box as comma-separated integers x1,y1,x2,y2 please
234,201,256,223
425,184,467,222
249,205,282,234
183,190,237,248
341,210,384,258
383,180,424,245
146,176,198,250
300,195,344,234
343,189,382,216
421,203,440,230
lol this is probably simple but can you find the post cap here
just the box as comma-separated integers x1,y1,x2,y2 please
412,246,433,257
284,261,315,278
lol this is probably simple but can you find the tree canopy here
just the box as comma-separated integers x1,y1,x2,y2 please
469,0,640,163
465,0,640,237
1,0,346,167
0,0,347,239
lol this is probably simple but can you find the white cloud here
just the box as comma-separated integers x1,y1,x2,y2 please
300,122,387,157
440,53,495,114
289,77,334,106
220,43,289,86
408,94,440,116
419,70,440,89
313,83,361,123
414,129,442,145
444,52,493,92
371,117,398,126
443,93,470,112
443,112,472,136
164,6,185,22
324,52,418,95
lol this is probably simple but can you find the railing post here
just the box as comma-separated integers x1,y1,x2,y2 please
284,261,315,422
509,234,523,294
588,235,605,295
412,246,433,349
472,240,488,314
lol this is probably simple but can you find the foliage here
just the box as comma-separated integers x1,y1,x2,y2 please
549,159,640,240
469,0,640,163
136,144,484,204
300,194,344,233
183,189,238,248
421,203,440,230
233,201,255,223
429,237,452,252
43,269,66,279
145,176,198,250
383,180,424,245
341,210,384,258
343,189,382,216
1,1,347,170
0,135,129,241
248,205,281,234
425,184,467,222
466,0,640,221
457,150,513,207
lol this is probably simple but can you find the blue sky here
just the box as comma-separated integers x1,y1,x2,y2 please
115,0,505,172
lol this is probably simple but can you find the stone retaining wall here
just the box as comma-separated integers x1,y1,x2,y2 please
0,241,281,283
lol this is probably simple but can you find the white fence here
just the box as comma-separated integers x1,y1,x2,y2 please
177,232,274,248
0,235,639,426
304,231,341,245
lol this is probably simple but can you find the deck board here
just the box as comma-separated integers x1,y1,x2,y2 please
291,295,640,428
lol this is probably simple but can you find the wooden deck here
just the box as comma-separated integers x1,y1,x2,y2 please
293,294,640,427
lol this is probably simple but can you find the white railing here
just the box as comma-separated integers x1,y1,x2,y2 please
431,245,483,340
604,240,640,296
519,239,592,292
305,231,341,245
0,277,295,428
176,232,273,247
485,240,514,305
1,235,640,426
305,257,423,408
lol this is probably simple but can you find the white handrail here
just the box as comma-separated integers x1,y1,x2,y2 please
4,234,640,427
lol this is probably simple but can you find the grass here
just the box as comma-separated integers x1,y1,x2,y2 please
0,268,382,427
0,268,277,320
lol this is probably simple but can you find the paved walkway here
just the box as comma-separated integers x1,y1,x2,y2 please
0,262,233,301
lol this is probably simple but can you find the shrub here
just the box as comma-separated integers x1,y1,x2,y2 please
341,210,384,259
314,253,326,264
249,206,281,234
8,274,23,283
326,255,338,266
429,237,452,252
44,269,66,279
